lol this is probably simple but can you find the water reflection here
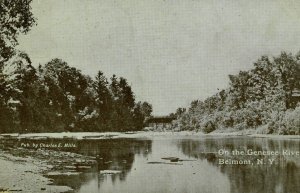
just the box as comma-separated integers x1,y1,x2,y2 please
81,138,230,193
7,138,152,192
176,137,300,193
64,138,152,191
78,139,152,184
1,136,299,193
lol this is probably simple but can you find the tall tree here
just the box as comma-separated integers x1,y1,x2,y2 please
0,0,35,133
93,71,112,130
119,77,135,108
0,0,35,64
1,51,37,132
249,56,276,101
228,71,251,109
274,52,298,108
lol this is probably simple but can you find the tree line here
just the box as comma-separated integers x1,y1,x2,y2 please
0,53,153,133
0,0,152,133
173,53,300,135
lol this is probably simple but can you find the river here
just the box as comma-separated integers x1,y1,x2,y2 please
8,136,300,193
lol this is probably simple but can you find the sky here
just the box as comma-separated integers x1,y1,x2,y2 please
18,0,300,115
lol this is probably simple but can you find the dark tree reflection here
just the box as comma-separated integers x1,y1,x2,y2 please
6,138,152,192
176,137,300,193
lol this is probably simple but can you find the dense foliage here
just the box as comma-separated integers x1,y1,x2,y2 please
0,1,152,133
0,54,152,133
173,53,300,135
0,0,35,65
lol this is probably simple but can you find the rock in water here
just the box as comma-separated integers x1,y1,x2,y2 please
100,170,122,175
161,157,180,162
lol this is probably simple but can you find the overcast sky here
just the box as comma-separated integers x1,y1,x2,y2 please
18,0,300,115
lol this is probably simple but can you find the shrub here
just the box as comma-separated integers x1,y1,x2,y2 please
202,120,216,133
283,106,300,135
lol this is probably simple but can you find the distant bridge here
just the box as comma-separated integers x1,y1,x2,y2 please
145,116,176,128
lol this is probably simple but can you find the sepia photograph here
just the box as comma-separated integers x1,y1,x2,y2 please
0,0,299,193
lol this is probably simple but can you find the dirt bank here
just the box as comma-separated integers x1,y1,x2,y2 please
0,151,73,193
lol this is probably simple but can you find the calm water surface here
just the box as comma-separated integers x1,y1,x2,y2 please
21,136,300,193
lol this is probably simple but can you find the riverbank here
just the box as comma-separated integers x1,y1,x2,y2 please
0,151,73,193
1,130,299,140
0,144,98,193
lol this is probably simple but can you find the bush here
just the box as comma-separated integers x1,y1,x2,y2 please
234,122,247,131
202,120,216,133
266,122,275,134
283,106,300,135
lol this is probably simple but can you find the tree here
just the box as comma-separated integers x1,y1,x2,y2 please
133,101,153,130
109,75,136,131
93,71,112,130
228,71,251,109
295,52,300,89
248,56,275,101
140,102,152,118
0,51,38,132
0,0,35,133
174,51,300,134
42,59,93,131
0,0,36,64
274,52,298,109
176,107,186,117
110,74,120,100
119,77,135,108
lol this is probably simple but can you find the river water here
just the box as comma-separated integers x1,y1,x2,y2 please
15,136,300,193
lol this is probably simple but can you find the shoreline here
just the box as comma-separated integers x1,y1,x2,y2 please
0,145,98,193
0,151,73,193
1,130,299,140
